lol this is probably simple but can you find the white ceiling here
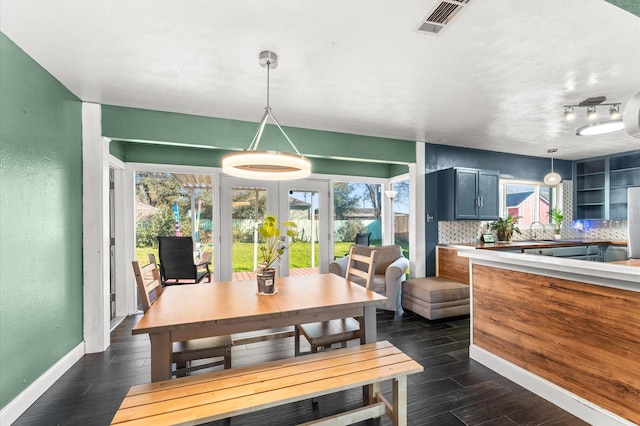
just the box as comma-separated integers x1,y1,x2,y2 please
2,0,639,160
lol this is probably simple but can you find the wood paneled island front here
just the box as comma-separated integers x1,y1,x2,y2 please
458,250,640,426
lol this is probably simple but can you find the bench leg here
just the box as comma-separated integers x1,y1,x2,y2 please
392,376,408,426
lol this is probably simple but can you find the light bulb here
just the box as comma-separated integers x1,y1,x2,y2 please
564,107,575,120
586,106,597,120
609,105,621,119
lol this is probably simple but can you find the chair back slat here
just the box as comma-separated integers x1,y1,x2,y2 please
345,247,376,289
132,260,163,312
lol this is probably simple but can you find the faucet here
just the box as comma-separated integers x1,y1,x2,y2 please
529,221,544,240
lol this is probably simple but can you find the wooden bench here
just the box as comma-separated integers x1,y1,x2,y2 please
111,341,422,426
401,246,470,320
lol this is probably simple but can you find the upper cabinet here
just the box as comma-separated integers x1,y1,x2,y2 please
574,151,640,220
437,167,500,220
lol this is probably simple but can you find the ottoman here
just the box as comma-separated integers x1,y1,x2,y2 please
402,277,470,320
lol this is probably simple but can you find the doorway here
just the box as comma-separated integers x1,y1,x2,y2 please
218,177,330,281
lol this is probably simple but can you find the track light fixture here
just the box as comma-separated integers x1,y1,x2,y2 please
562,96,624,136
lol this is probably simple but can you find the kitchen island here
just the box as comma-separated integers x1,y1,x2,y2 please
457,249,639,425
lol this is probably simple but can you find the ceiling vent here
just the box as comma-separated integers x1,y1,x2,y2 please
416,0,471,36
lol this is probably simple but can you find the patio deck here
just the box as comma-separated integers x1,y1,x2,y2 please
232,267,319,281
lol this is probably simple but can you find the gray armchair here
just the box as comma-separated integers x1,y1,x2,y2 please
329,244,409,318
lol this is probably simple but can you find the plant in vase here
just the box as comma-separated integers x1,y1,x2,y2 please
256,215,297,294
548,208,564,239
488,214,522,242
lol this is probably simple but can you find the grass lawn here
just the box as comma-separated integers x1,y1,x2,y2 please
135,240,408,272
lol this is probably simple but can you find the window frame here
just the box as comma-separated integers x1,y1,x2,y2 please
498,179,563,228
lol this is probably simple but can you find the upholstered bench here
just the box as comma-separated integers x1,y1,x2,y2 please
402,277,470,320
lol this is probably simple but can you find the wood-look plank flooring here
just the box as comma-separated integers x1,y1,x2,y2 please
12,310,588,426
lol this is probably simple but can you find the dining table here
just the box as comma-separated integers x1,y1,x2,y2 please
133,273,388,382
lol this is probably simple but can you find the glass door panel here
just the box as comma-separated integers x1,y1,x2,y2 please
287,190,320,276
279,180,330,276
219,178,330,280
219,177,278,281
231,186,267,281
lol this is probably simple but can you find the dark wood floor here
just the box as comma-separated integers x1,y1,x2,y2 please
13,310,589,426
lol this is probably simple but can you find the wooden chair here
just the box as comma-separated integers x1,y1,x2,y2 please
295,246,377,355
132,260,231,376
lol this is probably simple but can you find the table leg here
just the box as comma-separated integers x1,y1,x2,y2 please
149,332,172,382
360,305,377,344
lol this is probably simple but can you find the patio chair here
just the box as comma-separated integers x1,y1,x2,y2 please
335,231,372,260
355,232,371,246
295,246,377,355
156,236,211,285
131,260,231,376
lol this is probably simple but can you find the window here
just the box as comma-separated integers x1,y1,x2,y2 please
390,179,409,258
499,180,561,227
333,181,382,252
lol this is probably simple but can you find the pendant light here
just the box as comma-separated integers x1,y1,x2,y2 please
543,148,562,186
221,51,311,180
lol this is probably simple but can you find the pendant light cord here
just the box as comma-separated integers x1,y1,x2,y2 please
266,60,270,109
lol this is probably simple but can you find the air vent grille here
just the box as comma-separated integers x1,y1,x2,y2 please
416,0,471,36
427,2,461,24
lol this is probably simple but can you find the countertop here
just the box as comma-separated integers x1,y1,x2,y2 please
442,240,628,250
611,258,640,267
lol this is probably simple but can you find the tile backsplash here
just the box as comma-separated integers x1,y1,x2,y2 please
438,180,628,244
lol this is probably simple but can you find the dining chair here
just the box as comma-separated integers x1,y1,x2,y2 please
294,246,377,356
156,236,211,285
132,260,232,376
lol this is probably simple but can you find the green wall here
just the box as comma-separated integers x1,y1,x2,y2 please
604,0,640,17
0,33,83,408
103,105,415,178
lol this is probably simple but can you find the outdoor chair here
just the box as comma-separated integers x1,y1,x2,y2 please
335,231,372,260
156,236,211,285
131,260,231,376
354,232,372,246
295,246,377,355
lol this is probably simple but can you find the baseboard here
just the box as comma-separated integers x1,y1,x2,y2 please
0,342,85,425
469,345,635,426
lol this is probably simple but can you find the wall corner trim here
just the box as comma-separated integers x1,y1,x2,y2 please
0,343,85,425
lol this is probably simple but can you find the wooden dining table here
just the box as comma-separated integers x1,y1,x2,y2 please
133,273,388,382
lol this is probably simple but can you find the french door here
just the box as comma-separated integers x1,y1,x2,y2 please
218,177,330,281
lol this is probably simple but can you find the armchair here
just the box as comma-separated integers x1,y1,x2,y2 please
329,244,409,318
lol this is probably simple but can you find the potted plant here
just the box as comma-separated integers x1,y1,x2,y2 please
548,208,564,239
489,214,522,242
256,215,297,294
